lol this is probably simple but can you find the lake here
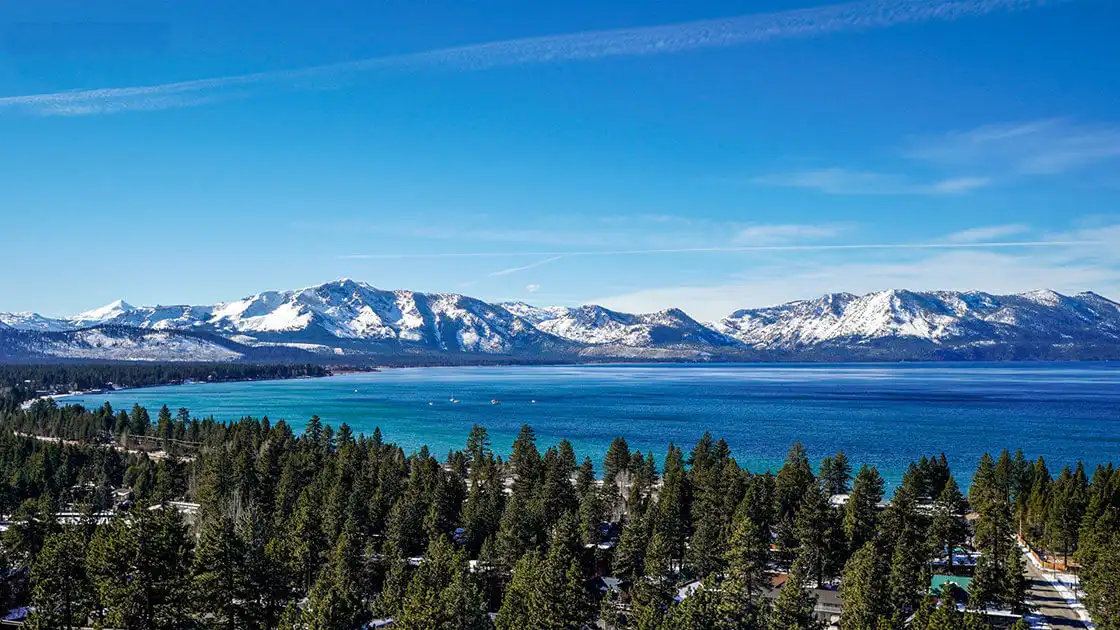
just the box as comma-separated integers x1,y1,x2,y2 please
62,363,1120,486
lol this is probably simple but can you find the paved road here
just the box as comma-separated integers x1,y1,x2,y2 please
1023,555,1089,629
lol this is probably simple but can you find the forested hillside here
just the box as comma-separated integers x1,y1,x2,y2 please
0,399,1116,629
0,363,330,412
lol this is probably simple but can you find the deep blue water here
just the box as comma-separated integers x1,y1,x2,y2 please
62,363,1120,486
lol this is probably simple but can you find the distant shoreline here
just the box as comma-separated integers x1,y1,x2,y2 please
21,369,344,409
30,359,1120,410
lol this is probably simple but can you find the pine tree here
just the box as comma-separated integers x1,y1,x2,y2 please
509,425,542,497
795,482,842,587
881,486,928,616
722,513,772,627
396,535,484,630
822,451,853,496
844,465,884,553
654,444,688,560
1003,544,1030,614
130,403,151,437
613,508,650,580
908,595,937,630
664,578,723,630
495,551,545,630
929,477,967,572
968,552,1003,611
542,541,592,630
1080,532,1120,630
86,507,192,629
303,524,366,630
286,485,327,593
839,542,889,630
376,557,411,620
774,442,815,551
192,510,245,629
28,526,92,629
770,556,820,630
461,449,504,555
1046,464,1088,566
603,437,632,519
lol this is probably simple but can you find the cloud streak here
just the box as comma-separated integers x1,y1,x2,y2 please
908,119,1120,175
945,223,1030,242
488,255,568,277
753,168,991,195
340,238,1102,261
0,0,1065,116
734,223,847,245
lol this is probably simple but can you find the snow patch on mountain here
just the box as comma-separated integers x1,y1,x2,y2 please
3,283,1118,361
512,303,738,347
0,312,74,332
38,329,242,362
499,302,573,325
715,289,1120,349
70,299,136,326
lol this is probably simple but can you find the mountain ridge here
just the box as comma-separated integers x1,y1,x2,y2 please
2,280,1118,363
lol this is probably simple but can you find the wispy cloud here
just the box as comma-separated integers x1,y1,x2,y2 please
734,223,847,245
907,119,1120,175
525,284,541,293
488,255,568,277
945,223,1030,243
340,238,1101,261
0,0,1065,116
753,168,991,195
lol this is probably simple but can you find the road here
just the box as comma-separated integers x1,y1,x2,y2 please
1023,555,1089,629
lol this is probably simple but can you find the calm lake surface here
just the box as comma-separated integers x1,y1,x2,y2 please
63,363,1120,485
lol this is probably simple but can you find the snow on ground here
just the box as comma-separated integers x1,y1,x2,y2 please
1019,540,1095,629
40,330,242,362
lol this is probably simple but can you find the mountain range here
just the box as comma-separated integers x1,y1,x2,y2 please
2,279,1119,363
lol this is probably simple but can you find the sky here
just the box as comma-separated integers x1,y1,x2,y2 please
2,0,1119,321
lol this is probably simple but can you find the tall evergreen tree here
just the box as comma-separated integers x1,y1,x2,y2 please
303,524,366,630
721,512,772,628
192,510,245,629
844,465,884,553
929,477,967,572
86,507,193,630
28,527,92,630
770,556,820,630
821,451,853,496
794,482,843,587
774,442,815,552
839,542,890,630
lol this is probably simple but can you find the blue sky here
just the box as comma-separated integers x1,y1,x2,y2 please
2,0,1119,320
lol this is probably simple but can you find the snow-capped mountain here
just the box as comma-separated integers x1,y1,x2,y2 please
70,299,139,327
1,280,572,357
0,311,76,332
714,289,1120,354
507,304,737,348
2,283,1119,362
0,326,299,363
498,302,573,325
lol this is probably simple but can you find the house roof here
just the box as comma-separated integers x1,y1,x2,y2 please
930,574,973,595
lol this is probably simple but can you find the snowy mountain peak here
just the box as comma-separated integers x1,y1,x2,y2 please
1018,289,1065,307
2,284,1119,362
71,299,136,324
716,288,1120,351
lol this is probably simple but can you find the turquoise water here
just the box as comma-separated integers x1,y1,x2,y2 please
63,363,1120,485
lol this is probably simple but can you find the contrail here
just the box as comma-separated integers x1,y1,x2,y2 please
489,255,569,277
0,0,1065,116
340,239,1104,260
